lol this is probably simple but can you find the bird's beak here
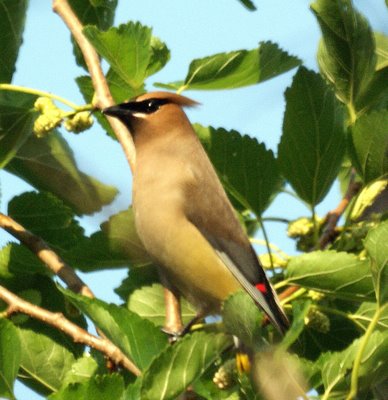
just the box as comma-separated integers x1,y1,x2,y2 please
102,103,131,118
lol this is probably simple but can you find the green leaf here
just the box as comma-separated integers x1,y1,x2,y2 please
61,356,98,388
311,0,376,106
321,330,388,396
127,282,197,327
0,91,36,168
286,251,375,301
353,302,388,331
355,67,388,114
5,131,118,214
0,319,21,399
349,110,388,183
351,178,388,221
68,0,118,70
278,67,346,206
222,291,264,350
67,208,151,271
60,288,168,370
195,124,283,216
364,220,388,304
236,0,256,11
280,300,311,351
0,243,50,279
0,0,28,82
146,36,171,78
141,332,232,400
50,374,124,400
8,191,85,253
375,32,388,71
158,41,300,91
83,22,169,91
18,327,77,394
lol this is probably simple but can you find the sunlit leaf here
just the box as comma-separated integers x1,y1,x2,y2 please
157,41,300,91
278,67,345,206
141,332,232,400
312,0,376,106
0,319,21,399
6,131,118,214
286,251,374,301
364,220,388,304
349,110,388,183
195,124,283,216
61,288,168,370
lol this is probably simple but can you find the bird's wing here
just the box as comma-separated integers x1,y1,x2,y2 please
185,164,289,333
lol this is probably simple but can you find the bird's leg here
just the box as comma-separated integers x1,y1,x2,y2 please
162,286,184,337
179,312,205,336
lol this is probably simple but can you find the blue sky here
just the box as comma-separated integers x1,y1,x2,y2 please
0,1,386,398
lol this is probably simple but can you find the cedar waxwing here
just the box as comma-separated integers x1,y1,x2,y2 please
103,92,289,334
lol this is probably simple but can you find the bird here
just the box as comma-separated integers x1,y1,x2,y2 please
103,91,289,335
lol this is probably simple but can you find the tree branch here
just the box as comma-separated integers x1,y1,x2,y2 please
0,212,92,298
0,284,141,376
0,212,142,375
318,175,361,249
52,0,136,170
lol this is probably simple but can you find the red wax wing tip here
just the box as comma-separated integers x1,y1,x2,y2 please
255,283,268,294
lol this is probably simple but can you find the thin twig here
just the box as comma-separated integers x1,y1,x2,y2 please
318,175,361,249
0,213,93,297
52,0,136,170
0,285,141,376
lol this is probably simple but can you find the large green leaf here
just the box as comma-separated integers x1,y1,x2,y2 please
0,91,36,168
67,208,151,271
68,0,118,70
349,110,388,183
18,327,77,395
49,373,124,400
0,319,21,399
286,251,375,301
195,124,283,217
278,67,346,206
5,131,118,214
157,41,300,91
83,22,169,91
0,0,28,82
61,288,168,370
141,332,233,400
320,330,388,397
364,220,388,305
8,191,85,254
311,0,376,106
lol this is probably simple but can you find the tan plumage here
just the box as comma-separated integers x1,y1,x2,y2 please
103,91,289,333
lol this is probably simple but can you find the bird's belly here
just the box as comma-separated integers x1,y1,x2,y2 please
134,203,241,314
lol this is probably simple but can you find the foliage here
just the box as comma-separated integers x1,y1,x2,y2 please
0,0,387,399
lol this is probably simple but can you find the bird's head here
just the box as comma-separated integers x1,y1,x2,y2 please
103,91,199,138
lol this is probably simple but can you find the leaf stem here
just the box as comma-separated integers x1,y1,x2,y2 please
346,304,384,399
280,288,306,305
258,218,275,275
0,83,90,111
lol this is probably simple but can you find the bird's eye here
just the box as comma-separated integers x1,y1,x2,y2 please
146,100,160,113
